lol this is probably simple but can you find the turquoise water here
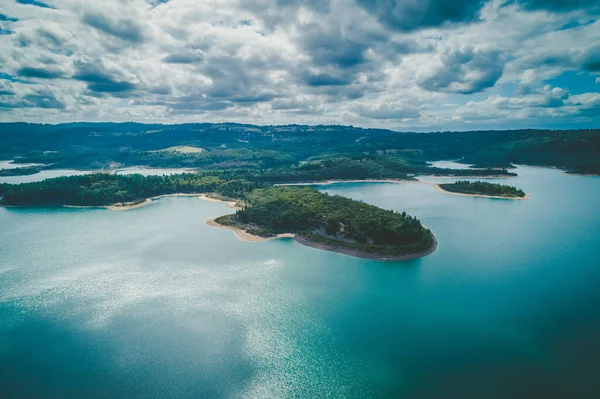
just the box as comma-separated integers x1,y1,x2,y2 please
1,166,599,398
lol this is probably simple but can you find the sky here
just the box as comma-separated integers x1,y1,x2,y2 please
0,0,599,130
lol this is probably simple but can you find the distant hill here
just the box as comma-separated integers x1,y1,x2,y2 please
0,123,598,174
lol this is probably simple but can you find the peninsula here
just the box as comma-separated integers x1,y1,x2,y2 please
213,187,436,260
0,174,436,261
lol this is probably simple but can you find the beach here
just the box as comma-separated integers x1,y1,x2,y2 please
205,216,295,242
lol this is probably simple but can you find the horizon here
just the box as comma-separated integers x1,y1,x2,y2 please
0,120,598,133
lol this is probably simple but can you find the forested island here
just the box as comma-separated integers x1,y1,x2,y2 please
438,181,527,199
0,173,435,260
215,187,436,260
3,123,595,260
0,173,263,207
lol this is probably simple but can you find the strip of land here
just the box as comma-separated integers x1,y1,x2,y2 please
431,184,530,200
206,216,295,242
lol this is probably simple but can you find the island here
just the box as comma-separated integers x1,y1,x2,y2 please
0,173,436,261
0,166,42,177
213,187,436,261
437,180,527,199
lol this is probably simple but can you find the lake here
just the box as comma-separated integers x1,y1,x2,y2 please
1,165,599,398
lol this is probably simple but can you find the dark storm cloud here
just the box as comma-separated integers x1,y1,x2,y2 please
418,47,506,94
82,12,145,43
580,45,600,72
302,72,352,87
228,94,278,104
355,0,485,32
16,0,54,9
0,90,64,109
162,52,204,64
297,23,368,69
17,67,66,79
73,61,136,94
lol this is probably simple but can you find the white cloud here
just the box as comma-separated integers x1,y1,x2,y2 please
0,0,598,129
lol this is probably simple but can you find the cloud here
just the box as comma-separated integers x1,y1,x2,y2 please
73,61,136,94
17,66,66,79
162,51,204,64
511,0,600,13
0,0,598,129
82,12,145,44
580,44,600,72
355,0,485,32
302,72,352,87
352,103,421,120
0,89,64,109
296,23,368,69
418,46,506,94
16,0,54,9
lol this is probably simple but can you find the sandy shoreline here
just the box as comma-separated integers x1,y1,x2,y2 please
205,215,437,261
205,216,295,242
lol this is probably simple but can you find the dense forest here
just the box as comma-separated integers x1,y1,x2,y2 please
0,173,264,206
0,173,435,258
218,187,435,257
0,166,41,177
439,181,526,198
0,123,598,175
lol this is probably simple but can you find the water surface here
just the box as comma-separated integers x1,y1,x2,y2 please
1,166,599,398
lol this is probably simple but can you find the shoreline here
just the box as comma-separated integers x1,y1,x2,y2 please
294,233,437,261
205,214,437,261
205,216,295,242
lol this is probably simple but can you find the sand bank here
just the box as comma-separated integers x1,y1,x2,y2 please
205,216,295,242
